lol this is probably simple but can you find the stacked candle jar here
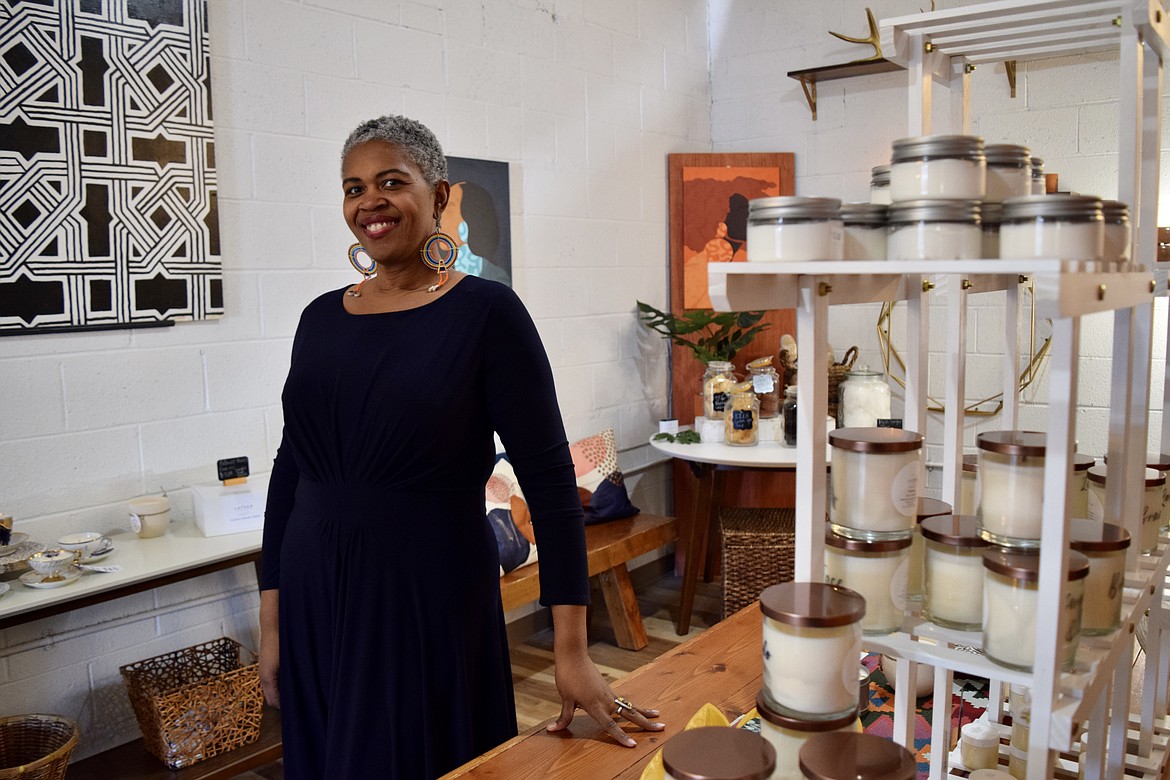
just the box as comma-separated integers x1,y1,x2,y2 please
887,134,985,261
759,582,868,777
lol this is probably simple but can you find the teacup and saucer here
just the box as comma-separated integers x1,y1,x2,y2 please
58,532,114,562
21,549,82,588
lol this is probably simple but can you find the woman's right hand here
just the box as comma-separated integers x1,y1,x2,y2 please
259,589,280,708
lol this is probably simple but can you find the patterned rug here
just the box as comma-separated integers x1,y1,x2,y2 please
859,654,991,777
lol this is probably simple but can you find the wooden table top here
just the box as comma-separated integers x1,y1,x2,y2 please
442,605,762,780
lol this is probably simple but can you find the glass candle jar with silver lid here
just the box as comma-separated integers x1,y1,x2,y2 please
747,197,842,261
662,726,776,780
887,200,982,261
760,582,865,720
837,367,892,429
999,194,1104,262
982,549,1089,672
840,203,887,260
907,497,952,602
1086,464,1164,554
755,692,860,780
922,514,990,631
889,134,986,202
870,164,892,205
983,144,1032,202
1030,157,1046,194
799,732,917,780
1069,518,1130,636
1101,200,1131,264
980,202,1002,259
829,428,923,540
976,430,1046,548
824,528,911,636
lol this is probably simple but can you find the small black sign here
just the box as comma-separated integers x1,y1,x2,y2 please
876,418,904,429
217,456,250,481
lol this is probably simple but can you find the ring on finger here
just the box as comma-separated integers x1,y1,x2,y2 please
614,696,634,716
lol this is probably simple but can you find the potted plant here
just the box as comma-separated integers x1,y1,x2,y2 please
635,301,770,364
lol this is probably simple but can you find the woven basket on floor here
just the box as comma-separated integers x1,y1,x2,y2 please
0,714,78,780
720,507,797,618
120,637,262,770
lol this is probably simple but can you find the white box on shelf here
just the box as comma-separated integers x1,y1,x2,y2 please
191,474,269,537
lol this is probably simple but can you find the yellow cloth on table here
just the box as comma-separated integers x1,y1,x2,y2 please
639,704,760,780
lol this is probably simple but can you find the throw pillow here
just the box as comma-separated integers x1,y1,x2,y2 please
485,454,538,575
568,427,640,525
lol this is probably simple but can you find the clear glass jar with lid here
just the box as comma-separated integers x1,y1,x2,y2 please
782,386,798,447
1030,156,1046,194
799,732,917,780
1069,518,1130,635
870,164,891,205
747,355,781,418
983,143,1032,202
662,726,776,780
724,381,759,447
829,428,923,540
824,528,911,636
747,197,843,261
922,514,989,630
889,134,986,202
976,430,1046,548
701,360,738,419
999,194,1104,261
1086,464,1164,554
837,367,892,428
840,202,887,260
1101,199,1131,264
887,200,982,261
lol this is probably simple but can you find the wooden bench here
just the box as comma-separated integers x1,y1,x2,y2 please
67,513,676,780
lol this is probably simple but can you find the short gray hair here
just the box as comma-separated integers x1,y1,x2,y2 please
340,115,448,186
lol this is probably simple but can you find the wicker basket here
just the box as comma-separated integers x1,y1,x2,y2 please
0,714,78,780
120,637,262,770
720,507,797,618
778,346,859,421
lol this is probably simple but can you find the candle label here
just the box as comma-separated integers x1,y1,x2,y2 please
891,460,919,516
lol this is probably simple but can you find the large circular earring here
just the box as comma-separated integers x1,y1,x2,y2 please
420,228,458,292
346,243,377,297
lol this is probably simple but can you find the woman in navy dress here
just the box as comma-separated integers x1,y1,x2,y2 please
258,115,663,779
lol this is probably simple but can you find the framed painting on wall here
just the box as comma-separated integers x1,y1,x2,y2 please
441,156,512,287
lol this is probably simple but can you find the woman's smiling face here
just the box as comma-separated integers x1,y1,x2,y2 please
341,140,447,265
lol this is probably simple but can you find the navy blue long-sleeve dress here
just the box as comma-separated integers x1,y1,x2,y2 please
261,276,589,779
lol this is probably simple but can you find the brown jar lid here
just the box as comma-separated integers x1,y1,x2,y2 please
825,527,913,552
982,549,1090,582
798,732,917,780
1087,464,1164,487
760,581,866,628
829,428,924,453
1069,518,1131,552
661,726,777,780
976,430,1046,457
1073,453,1095,472
755,692,858,733
920,515,989,548
917,497,952,522
962,453,977,473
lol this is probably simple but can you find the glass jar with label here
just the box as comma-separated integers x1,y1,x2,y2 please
824,528,911,635
747,197,843,261
829,428,923,540
1086,464,1163,554
1000,194,1104,261
661,726,776,780
889,134,986,201
870,164,891,205
922,514,989,630
760,582,865,720
747,355,781,418
782,386,798,447
960,721,1001,771
1069,518,1130,635
799,732,917,780
755,692,860,780
887,200,982,261
724,381,759,447
702,361,739,420
1030,157,1045,194
980,202,1002,258
840,203,887,260
982,549,1089,672
837,367,892,428
907,497,952,602
976,430,1046,548
1101,200,1131,264
983,143,1032,202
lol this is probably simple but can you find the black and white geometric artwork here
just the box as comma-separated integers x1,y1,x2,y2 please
0,0,222,334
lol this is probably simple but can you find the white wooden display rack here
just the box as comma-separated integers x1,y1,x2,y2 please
706,1,1170,777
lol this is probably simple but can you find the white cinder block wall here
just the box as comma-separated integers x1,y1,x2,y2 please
710,0,1170,491
0,0,706,759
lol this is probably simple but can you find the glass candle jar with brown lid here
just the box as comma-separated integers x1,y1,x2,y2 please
906,497,952,602
798,732,917,780
1069,453,1095,519
976,430,1046,548
824,529,911,636
1069,518,1130,635
661,726,776,780
1086,464,1164,554
922,514,989,631
755,692,860,780
829,428,923,541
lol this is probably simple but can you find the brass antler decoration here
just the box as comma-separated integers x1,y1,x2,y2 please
829,7,882,63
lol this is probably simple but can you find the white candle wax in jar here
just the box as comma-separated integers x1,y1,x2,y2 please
976,430,1046,548
1101,200,1131,264
760,582,865,720
755,693,860,780
982,550,1089,672
824,529,911,635
907,497,952,602
839,203,887,261
662,726,777,780
999,195,1104,261
922,514,989,631
1086,465,1163,554
960,721,1002,770
1069,518,1130,635
887,210,982,261
983,144,1032,203
889,135,986,201
829,428,923,540
747,197,842,261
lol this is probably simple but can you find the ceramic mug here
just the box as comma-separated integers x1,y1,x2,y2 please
129,496,171,539
58,531,113,559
